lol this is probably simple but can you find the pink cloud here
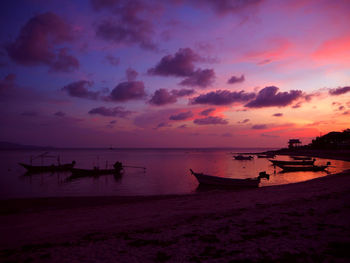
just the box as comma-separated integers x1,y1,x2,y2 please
313,36,350,65
88,106,132,118
6,12,78,72
149,89,177,106
191,89,255,105
194,116,228,125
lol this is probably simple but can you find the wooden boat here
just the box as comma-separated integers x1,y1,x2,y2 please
257,154,275,158
189,169,269,188
70,161,123,176
19,161,76,173
291,156,312,160
269,159,315,166
278,165,329,172
234,155,253,160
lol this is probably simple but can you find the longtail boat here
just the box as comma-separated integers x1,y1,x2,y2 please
234,155,253,160
70,161,123,176
189,169,269,188
279,164,329,172
291,156,312,160
19,161,76,174
269,159,315,166
257,154,275,158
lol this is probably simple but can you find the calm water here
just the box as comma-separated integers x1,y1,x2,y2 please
0,148,349,199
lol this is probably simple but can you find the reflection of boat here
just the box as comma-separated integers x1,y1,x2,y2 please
189,169,269,188
234,155,253,160
278,164,329,172
291,156,312,160
257,154,275,158
269,159,315,166
19,161,76,174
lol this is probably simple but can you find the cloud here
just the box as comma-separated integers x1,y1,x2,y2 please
238,118,249,124
200,108,215,116
252,124,267,129
329,86,350,96
148,48,199,77
95,10,156,50
126,68,138,81
105,55,120,66
88,106,132,117
189,0,264,15
227,74,245,84
107,81,146,102
273,113,283,117
169,111,193,121
6,12,78,72
156,122,172,129
194,116,228,125
180,68,215,88
171,88,195,97
149,89,177,106
191,89,255,105
245,86,302,108
149,88,195,106
62,80,99,100
54,111,65,117
0,74,16,93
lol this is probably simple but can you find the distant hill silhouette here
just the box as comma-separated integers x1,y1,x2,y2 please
308,129,350,150
0,142,55,150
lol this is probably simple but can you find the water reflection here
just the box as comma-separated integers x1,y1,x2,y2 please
0,149,349,199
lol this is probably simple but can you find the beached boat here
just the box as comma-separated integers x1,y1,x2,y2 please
19,161,76,173
269,159,315,166
234,155,253,160
189,169,269,188
278,164,329,172
291,156,312,160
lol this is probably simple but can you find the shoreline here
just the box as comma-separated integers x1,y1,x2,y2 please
1,169,350,262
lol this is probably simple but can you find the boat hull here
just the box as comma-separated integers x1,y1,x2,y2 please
269,160,315,166
191,170,259,188
19,163,75,173
279,165,328,172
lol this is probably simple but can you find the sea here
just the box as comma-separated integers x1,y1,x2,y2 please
1,148,349,199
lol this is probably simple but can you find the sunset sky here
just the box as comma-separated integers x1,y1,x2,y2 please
0,0,349,148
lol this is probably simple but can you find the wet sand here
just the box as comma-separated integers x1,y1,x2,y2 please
1,169,350,262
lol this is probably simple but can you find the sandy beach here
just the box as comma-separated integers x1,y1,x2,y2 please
1,168,350,262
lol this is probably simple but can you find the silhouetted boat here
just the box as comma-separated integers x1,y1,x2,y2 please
234,155,253,160
269,159,315,166
19,161,76,174
291,156,312,160
70,161,123,176
189,169,269,188
257,154,275,158
278,164,329,172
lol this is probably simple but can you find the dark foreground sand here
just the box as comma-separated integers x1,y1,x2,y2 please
1,170,350,262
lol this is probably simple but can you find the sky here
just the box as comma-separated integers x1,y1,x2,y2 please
0,0,349,148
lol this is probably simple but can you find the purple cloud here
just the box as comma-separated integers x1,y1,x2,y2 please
238,118,250,124
171,88,195,97
54,111,65,117
169,111,193,121
88,106,132,118
190,0,264,15
273,113,283,117
6,12,78,72
126,68,138,81
329,86,350,96
252,124,267,129
200,108,215,116
62,81,99,100
148,48,199,77
0,74,16,93
105,55,120,66
191,89,255,105
149,89,177,106
156,122,172,129
227,74,245,84
245,86,303,108
180,68,215,88
108,81,146,102
194,116,228,125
